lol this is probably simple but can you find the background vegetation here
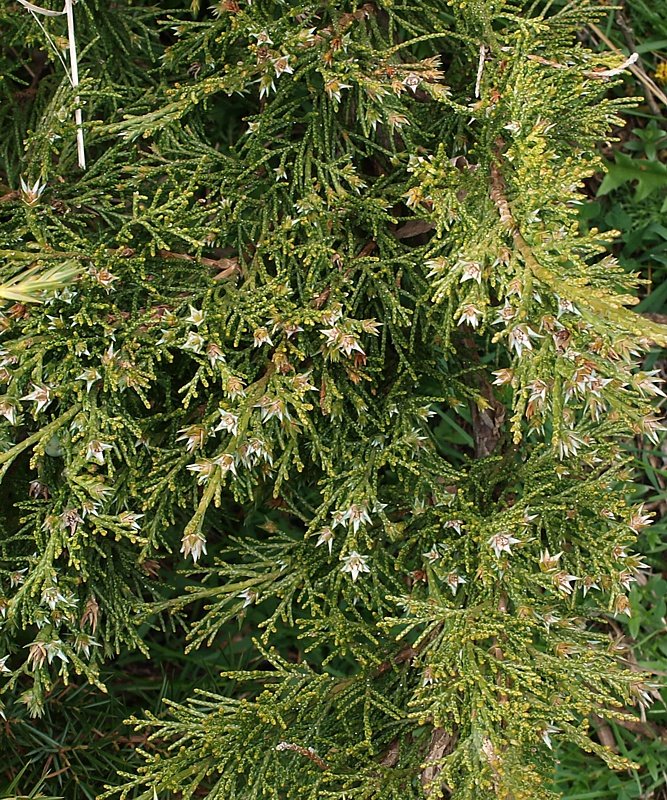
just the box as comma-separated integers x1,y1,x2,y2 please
554,3,667,797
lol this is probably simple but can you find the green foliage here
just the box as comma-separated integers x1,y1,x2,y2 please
557,15,667,792
0,1,665,799
555,503,667,800
598,150,667,206
580,121,667,319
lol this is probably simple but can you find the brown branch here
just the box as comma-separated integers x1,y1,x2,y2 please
461,336,506,458
275,741,329,771
379,737,401,767
421,727,456,796
157,249,239,280
471,374,506,458
643,312,667,325
375,643,419,677
393,220,435,240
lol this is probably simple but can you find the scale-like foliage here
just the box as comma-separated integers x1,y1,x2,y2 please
0,0,664,798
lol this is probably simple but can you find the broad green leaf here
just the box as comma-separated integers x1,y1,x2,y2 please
598,152,667,201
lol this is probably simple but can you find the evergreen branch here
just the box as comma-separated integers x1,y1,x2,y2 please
0,404,80,480
1,2,662,797
489,144,667,346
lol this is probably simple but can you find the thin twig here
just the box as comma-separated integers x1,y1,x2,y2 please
157,249,239,279
616,7,662,116
526,51,639,79
275,741,329,771
589,22,667,110
65,0,85,168
475,44,487,98
15,0,87,168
